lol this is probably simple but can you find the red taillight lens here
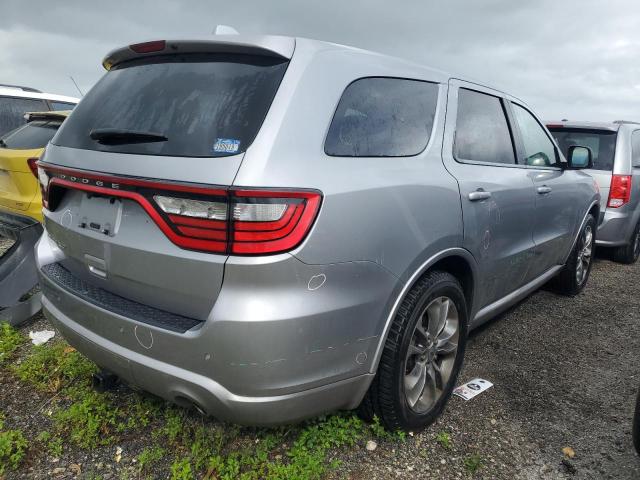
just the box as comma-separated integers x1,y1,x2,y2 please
608,174,631,208
38,164,322,256
129,40,166,53
231,190,321,254
27,157,39,178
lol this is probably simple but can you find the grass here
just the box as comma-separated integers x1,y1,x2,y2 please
0,323,24,365
0,412,28,474
436,430,452,449
2,333,414,478
464,453,484,474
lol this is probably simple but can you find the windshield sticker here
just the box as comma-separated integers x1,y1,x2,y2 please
213,138,240,154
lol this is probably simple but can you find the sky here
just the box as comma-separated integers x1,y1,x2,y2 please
2,0,639,121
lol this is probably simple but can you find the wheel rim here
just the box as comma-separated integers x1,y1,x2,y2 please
576,225,593,285
403,296,459,413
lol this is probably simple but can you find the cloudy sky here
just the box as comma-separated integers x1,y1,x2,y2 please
2,0,639,121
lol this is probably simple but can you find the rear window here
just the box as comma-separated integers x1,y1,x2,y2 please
0,96,49,137
53,54,288,157
0,120,62,149
549,128,617,171
324,77,439,157
49,101,76,111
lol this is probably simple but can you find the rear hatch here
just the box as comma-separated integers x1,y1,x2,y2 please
548,126,617,209
0,118,63,212
40,42,290,321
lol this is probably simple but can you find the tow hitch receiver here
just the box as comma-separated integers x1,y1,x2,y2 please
0,212,44,326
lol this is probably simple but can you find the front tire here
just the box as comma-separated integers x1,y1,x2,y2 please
359,270,468,431
553,214,596,296
613,220,640,264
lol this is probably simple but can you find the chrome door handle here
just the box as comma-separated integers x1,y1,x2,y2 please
537,186,552,194
468,190,492,201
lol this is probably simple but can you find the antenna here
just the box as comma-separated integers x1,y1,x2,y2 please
214,25,239,35
69,76,84,97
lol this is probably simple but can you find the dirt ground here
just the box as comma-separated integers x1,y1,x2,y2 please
1,237,639,479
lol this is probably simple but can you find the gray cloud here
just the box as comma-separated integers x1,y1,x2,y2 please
3,0,639,120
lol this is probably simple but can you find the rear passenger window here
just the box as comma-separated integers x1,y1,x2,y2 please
325,78,438,157
454,89,515,165
0,97,49,137
632,131,640,168
511,103,559,167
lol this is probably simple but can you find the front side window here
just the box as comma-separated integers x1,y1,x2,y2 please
0,120,63,150
632,131,640,168
325,77,439,157
454,88,515,165
511,103,558,167
53,53,288,157
0,97,49,137
549,128,617,171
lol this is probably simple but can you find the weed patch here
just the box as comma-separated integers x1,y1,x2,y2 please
0,413,28,474
0,323,24,365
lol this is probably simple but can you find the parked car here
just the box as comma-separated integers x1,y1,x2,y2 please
0,85,78,137
0,110,71,325
548,121,640,263
634,387,640,455
35,37,599,430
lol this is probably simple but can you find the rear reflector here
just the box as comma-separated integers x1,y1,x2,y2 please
37,163,322,255
608,174,631,208
129,40,166,53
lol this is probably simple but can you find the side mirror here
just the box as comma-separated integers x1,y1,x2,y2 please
567,145,593,169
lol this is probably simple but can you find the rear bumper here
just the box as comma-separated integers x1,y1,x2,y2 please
596,208,634,247
36,230,397,425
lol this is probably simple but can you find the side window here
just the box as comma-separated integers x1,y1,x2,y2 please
0,97,49,137
454,88,515,165
325,77,439,157
511,103,559,167
632,131,640,168
49,101,76,111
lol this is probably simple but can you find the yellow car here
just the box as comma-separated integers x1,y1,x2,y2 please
0,110,70,222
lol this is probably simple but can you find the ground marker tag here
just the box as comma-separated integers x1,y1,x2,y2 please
453,378,493,401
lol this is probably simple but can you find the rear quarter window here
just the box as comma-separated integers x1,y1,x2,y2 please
324,77,439,157
53,54,288,157
0,120,62,149
0,96,49,137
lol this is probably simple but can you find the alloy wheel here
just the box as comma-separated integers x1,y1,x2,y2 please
404,296,459,413
576,225,593,285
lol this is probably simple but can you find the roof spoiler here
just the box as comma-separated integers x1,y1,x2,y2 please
102,36,296,70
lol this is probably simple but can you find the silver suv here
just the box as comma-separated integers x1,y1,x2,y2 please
548,121,640,263
35,36,599,430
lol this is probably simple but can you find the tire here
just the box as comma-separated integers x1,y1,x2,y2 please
358,270,468,431
552,214,596,296
613,221,640,264
633,387,640,455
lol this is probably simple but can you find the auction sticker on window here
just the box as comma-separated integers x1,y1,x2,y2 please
453,378,493,401
213,138,240,154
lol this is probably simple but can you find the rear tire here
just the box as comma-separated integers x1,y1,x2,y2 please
613,221,640,264
553,214,596,296
633,387,640,455
358,270,468,431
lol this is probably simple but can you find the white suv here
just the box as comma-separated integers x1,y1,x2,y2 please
0,84,78,137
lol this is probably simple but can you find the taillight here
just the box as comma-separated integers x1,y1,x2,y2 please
129,40,166,53
37,163,322,256
27,157,39,178
608,174,631,208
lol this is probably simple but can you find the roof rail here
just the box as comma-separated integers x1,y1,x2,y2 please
0,84,42,93
613,120,640,125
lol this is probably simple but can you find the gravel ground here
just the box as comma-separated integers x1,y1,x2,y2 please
1,237,639,479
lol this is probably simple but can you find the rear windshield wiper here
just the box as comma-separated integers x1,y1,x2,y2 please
89,128,168,145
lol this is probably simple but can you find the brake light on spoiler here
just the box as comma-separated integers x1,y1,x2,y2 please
37,163,322,255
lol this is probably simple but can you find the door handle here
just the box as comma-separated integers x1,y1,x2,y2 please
468,190,492,201
537,186,552,194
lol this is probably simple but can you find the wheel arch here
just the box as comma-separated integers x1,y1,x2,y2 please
368,248,478,374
